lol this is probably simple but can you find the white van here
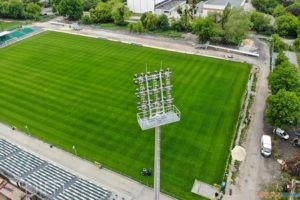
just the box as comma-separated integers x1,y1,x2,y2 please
261,135,272,157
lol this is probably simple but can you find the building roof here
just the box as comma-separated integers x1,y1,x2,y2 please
156,0,185,11
205,0,244,7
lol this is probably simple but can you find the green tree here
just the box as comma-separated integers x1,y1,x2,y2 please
25,2,41,20
221,4,231,29
58,0,83,20
252,0,279,14
50,0,62,12
250,11,272,33
8,0,25,19
192,16,217,41
157,14,169,31
82,0,99,11
273,4,286,16
187,0,197,19
286,1,300,16
90,1,112,23
140,12,158,31
224,8,251,45
0,1,10,17
275,14,299,37
275,50,288,65
272,34,286,52
268,61,300,94
294,37,300,51
111,0,130,25
265,90,300,127
128,21,143,33
81,14,92,24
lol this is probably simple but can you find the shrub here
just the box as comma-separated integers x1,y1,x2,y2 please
81,14,92,24
272,34,286,52
294,37,300,51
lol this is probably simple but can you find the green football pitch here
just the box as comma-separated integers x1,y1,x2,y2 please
0,31,250,199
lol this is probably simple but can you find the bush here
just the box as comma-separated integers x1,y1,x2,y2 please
25,2,41,20
294,37,300,51
252,0,279,14
157,14,169,31
81,14,92,24
128,21,143,33
140,12,158,31
250,11,273,34
275,50,289,65
90,1,112,23
192,16,217,41
272,34,286,52
275,14,299,37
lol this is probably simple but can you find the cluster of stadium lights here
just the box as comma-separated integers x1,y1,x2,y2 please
134,68,173,119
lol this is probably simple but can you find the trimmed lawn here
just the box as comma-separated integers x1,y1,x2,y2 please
0,31,250,199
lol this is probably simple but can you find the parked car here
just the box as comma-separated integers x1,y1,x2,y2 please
295,129,300,137
273,128,289,140
261,135,272,157
290,137,300,147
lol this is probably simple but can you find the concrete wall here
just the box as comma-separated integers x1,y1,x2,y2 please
127,0,166,13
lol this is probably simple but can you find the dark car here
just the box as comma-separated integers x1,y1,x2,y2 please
295,129,300,137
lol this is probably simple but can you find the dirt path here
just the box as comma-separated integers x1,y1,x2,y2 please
224,36,280,200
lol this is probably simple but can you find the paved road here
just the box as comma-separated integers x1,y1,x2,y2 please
224,36,280,200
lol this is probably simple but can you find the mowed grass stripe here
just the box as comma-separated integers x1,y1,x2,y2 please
0,31,250,199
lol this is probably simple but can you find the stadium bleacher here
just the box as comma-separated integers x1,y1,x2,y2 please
0,139,111,200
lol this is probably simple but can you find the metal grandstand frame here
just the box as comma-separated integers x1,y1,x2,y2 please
133,67,180,200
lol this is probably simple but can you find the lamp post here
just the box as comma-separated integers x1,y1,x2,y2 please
133,68,180,200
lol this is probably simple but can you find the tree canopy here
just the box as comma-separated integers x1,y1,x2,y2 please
58,0,83,20
192,16,217,42
265,89,300,127
224,8,251,45
275,14,299,37
268,60,300,94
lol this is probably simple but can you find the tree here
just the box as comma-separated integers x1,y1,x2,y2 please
250,11,272,33
265,90,300,127
273,4,286,16
272,34,286,52
140,12,158,31
111,0,130,25
82,0,99,11
221,4,231,29
81,14,92,24
275,50,288,65
8,0,25,19
25,2,41,20
286,2,300,16
224,8,251,45
275,14,299,37
294,37,300,51
157,14,169,31
90,1,112,23
128,21,143,33
192,17,217,41
58,0,83,20
268,61,300,94
252,0,279,14
0,1,10,17
187,0,197,19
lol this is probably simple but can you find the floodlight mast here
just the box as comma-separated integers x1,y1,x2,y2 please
134,68,180,200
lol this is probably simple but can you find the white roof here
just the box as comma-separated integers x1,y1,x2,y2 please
262,135,271,147
0,31,11,37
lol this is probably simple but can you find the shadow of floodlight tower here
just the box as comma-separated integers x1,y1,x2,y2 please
133,67,181,200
